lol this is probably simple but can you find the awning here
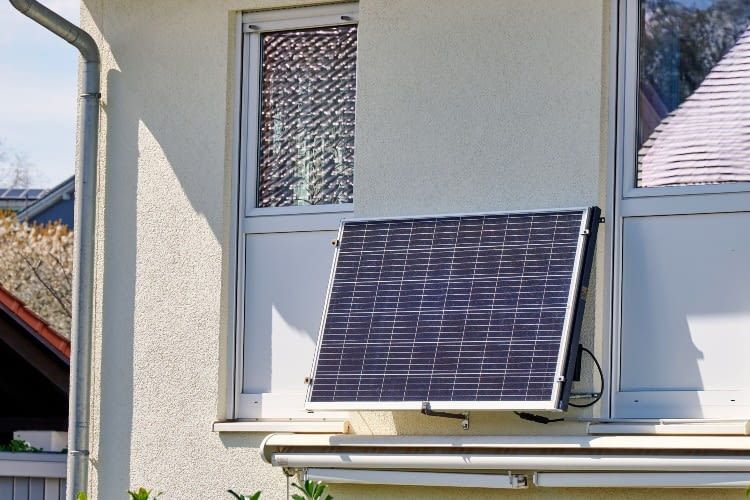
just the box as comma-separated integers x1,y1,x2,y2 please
261,433,750,486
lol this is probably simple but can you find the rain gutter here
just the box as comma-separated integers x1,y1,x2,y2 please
7,1,100,498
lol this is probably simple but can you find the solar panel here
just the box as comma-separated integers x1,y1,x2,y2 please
25,189,45,198
306,207,599,411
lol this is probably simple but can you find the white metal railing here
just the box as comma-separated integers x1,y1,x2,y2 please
0,452,66,500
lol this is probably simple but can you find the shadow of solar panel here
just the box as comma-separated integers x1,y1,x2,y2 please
307,207,599,411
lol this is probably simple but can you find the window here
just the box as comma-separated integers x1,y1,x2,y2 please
613,0,750,418
256,25,356,208
635,0,750,188
234,4,358,419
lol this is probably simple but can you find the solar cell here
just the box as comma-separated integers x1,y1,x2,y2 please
307,207,599,411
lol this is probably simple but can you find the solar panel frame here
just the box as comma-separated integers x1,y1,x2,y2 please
305,206,599,412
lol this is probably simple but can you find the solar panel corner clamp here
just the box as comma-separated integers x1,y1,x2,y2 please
306,207,601,412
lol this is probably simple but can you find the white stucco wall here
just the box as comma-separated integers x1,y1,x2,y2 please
80,0,740,498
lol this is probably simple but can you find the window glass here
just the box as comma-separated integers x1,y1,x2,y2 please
257,25,357,207
637,0,750,187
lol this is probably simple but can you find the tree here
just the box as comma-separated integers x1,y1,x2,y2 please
0,140,36,189
0,212,73,337
641,0,750,112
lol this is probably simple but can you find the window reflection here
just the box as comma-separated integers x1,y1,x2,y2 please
637,0,750,187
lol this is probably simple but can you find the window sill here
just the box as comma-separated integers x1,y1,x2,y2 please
212,420,350,434
587,421,750,436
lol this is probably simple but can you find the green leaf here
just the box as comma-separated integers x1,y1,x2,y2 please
291,482,307,497
290,480,333,500
127,487,160,500
313,482,325,498
75,493,88,500
227,490,261,500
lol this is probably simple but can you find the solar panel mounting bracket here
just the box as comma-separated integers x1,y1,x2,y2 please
420,402,470,430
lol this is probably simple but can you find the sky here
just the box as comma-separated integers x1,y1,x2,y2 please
0,0,79,188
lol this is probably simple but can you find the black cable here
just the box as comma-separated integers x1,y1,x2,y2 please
514,411,564,424
514,346,604,423
568,346,604,408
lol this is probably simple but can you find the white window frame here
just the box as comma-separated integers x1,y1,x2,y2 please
610,0,750,419
617,0,750,200
229,4,358,421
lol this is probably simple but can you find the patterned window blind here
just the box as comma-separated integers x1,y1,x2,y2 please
256,25,357,208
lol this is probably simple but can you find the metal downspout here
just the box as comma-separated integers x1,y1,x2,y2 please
8,1,100,499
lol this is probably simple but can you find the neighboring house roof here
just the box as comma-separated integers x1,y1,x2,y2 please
17,176,75,227
0,285,69,432
0,187,47,212
0,285,70,360
638,28,750,187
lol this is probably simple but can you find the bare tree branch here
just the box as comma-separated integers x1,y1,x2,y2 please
0,213,73,336
18,252,72,318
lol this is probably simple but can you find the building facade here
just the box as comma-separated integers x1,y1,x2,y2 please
82,0,750,498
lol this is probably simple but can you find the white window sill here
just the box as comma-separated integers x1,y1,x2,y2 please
212,420,350,434
587,421,750,436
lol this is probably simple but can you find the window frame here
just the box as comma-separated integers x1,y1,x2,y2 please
619,0,750,200
242,4,359,217
610,0,750,419
229,4,359,421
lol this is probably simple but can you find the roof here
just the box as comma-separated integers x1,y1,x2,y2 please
638,27,750,187
17,176,75,223
0,285,70,432
0,285,70,360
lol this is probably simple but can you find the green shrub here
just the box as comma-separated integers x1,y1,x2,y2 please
127,488,162,500
0,439,41,453
291,480,333,500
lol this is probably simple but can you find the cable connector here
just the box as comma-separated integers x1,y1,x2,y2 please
514,412,564,424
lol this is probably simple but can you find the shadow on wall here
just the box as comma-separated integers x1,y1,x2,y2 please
95,68,136,496
85,1,240,495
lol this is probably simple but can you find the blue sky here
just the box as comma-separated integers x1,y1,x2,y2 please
0,0,79,188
